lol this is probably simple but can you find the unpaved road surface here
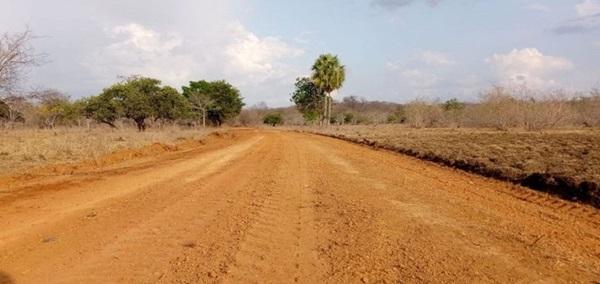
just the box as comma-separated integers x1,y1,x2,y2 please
0,129,599,283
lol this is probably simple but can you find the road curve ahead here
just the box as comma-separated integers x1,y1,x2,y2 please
0,129,598,283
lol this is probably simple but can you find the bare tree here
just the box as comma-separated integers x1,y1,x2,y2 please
186,91,213,128
0,28,41,94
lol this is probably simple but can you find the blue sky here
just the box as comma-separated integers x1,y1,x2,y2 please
2,0,600,106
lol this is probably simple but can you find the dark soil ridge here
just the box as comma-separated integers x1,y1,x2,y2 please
303,131,600,210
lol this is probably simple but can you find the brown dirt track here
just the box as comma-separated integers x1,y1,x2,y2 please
0,129,599,283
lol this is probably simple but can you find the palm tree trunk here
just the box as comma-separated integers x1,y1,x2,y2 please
321,95,329,126
327,93,332,127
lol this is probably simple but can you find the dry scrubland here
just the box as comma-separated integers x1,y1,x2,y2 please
304,125,600,208
0,126,211,175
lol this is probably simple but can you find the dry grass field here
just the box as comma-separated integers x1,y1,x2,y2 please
0,126,212,175
302,125,600,207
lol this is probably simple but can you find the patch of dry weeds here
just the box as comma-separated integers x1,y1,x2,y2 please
0,126,211,175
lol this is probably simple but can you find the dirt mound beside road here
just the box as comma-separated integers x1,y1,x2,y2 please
0,129,598,283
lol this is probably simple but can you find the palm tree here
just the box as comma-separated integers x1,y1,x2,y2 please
311,54,345,126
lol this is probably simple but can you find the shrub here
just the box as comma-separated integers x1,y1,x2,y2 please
404,99,443,128
263,113,283,126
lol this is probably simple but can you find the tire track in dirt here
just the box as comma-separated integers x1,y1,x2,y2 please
0,129,599,283
59,135,270,283
223,133,324,283
0,132,264,283
0,132,262,246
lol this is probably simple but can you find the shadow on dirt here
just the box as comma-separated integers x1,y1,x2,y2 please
0,272,14,284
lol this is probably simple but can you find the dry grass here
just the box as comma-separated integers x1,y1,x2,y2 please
0,126,211,175
301,125,600,207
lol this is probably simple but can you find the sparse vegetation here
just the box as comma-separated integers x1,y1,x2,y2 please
0,126,211,175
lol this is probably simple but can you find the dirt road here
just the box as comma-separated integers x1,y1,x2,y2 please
0,129,599,283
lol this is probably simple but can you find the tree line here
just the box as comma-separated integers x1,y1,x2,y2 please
286,85,600,130
1,76,244,130
284,54,600,130
4,28,599,131
1,29,244,130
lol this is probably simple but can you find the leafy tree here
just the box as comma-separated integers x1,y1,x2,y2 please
86,77,196,130
117,77,161,131
151,86,188,123
182,80,244,126
87,77,165,131
84,89,122,128
290,77,325,124
182,85,213,127
311,54,346,126
263,113,283,126
62,99,87,126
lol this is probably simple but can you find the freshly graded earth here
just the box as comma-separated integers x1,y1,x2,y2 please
0,129,598,283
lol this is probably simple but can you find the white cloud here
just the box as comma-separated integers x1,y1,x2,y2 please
576,0,600,17
487,48,573,88
419,51,455,66
225,23,304,84
84,23,192,86
84,22,303,102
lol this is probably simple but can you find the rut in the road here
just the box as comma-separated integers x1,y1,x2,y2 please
0,129,598,283
224,140,324,283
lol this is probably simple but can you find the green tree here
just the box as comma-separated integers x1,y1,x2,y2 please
290,77,325,124
311,54,346,126
263,113,283,126
151,86,188,123
182,80,244,126
182,84,213,127
84,88,123,128
87,77,190,130
63,99,87,126
117,77,161,131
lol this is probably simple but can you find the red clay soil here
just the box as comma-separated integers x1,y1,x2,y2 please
0,129,598,283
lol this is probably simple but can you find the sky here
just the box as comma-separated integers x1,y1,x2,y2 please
2,0,600,107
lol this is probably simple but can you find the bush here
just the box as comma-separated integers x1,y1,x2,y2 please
263,113,283,126
404,99,443,128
